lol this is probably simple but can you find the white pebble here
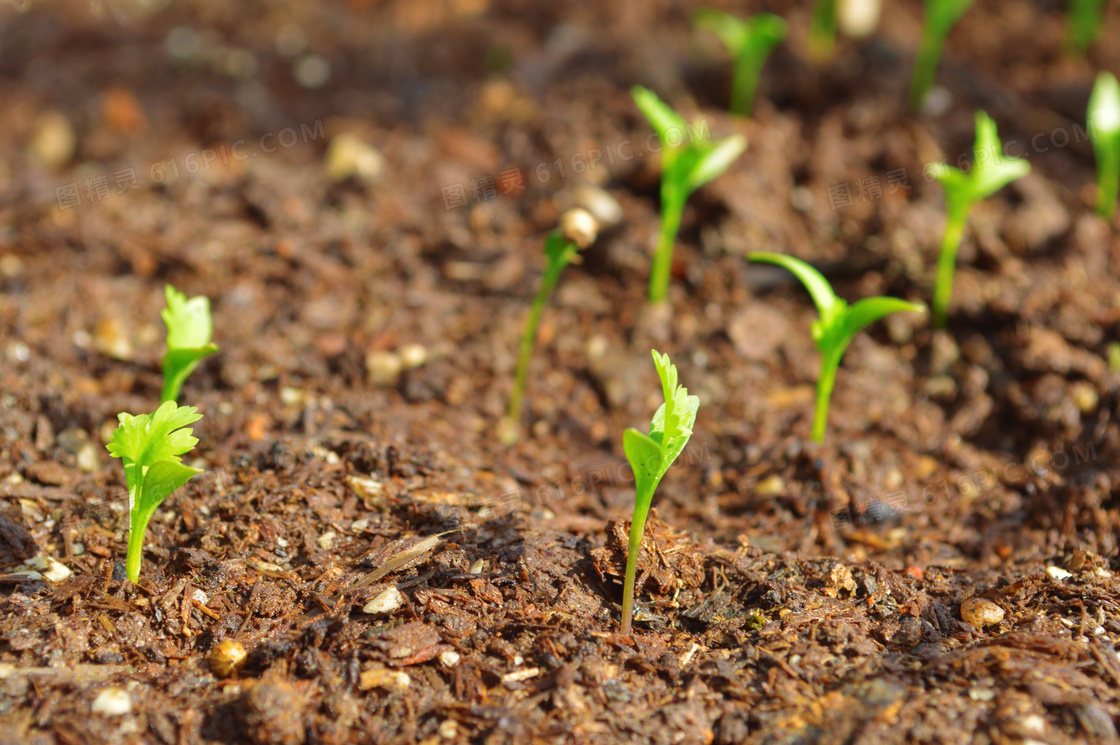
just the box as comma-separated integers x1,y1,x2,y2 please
363,587,404,615
1046,566,1073,581
91,687,131,716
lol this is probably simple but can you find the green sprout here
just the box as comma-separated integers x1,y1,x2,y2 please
1089,71,1120,221
808,0,838,60
106,401,204,584
631,86,747,304
928,111,1030,328
748,252,925,443
694,9,788,117
502,211,597,445
161,285,218,404
620,350,699,634
1066,0,1105,55
909,0,975,109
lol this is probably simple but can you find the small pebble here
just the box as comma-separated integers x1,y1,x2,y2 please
1046,566,1073,581
439,720,458,739
294,53,331,89
317,531,336,550
365,351,403,387
439,650,461,668
91,687,132,716
325,132,383,184
208,639,248,679
960,597,1004,628
359,668,410,691
29,111,75,169
399,344,427,369
363,587,404,615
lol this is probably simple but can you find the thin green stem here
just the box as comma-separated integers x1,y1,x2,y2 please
649,189,684,303
933,205,968,329
620,505,651,635
126,514,148,584
909,29,947,109
811,347,842,443
505,272,564,442
730,58,761,117
808,0,837,60
1097,148,1119,220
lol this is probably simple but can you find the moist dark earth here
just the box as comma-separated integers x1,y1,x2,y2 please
2,1,1120,743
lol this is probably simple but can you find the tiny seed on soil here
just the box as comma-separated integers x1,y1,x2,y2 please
208,639,248,678
960,598,1004,628
559,208,599,249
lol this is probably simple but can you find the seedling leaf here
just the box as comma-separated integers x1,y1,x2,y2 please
1089,71,1120,220
160,285,219,404
694,9,787,116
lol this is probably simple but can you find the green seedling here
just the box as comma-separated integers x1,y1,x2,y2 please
928,111,1030,328
808,0,838,60
631,86,747,303
694,9,788,117
1066,0,1105,55
106,401,204,584
1089,71,1120,221
161,285,218,404
502,228,585,445
909,0,975,109
1109,341,1120,373
748,252,925,443
620,350,699,634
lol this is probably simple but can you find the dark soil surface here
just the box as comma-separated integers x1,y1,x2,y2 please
2,1,1120,743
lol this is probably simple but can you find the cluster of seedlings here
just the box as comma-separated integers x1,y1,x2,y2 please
100,7,1120,638
502,6,1120,631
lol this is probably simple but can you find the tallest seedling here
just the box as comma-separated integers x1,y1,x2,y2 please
1088,72,1120,221
631,86,746,303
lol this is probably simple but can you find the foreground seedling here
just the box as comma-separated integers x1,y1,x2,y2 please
620,350,699,634
161,285,218,403
106,401,204,583
501,210,598,445
1089,71,1120,221
631,86,746,303
694,9,787,117
928,111,1030,327
748,252,925,443
909,0,975,109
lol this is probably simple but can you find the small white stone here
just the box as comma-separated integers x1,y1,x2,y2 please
1046,566,1073,581
91,687,132,716
399,344,428,369
351,519,369,532
0,663,15,679
439,650,461,668
317,531,336,550
365,351,403,387
363,587,404,615
439,719,458,739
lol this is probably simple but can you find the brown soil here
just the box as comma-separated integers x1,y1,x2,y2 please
2,1,1120,743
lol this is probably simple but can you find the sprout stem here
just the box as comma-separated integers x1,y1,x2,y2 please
1098,148,1119,221
808,0,837,61
730,58,761,117
812,347,842,444
933,204,968,329
649,190,684,303
126,518,147,584
909,27,947,109
619,507,650,636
